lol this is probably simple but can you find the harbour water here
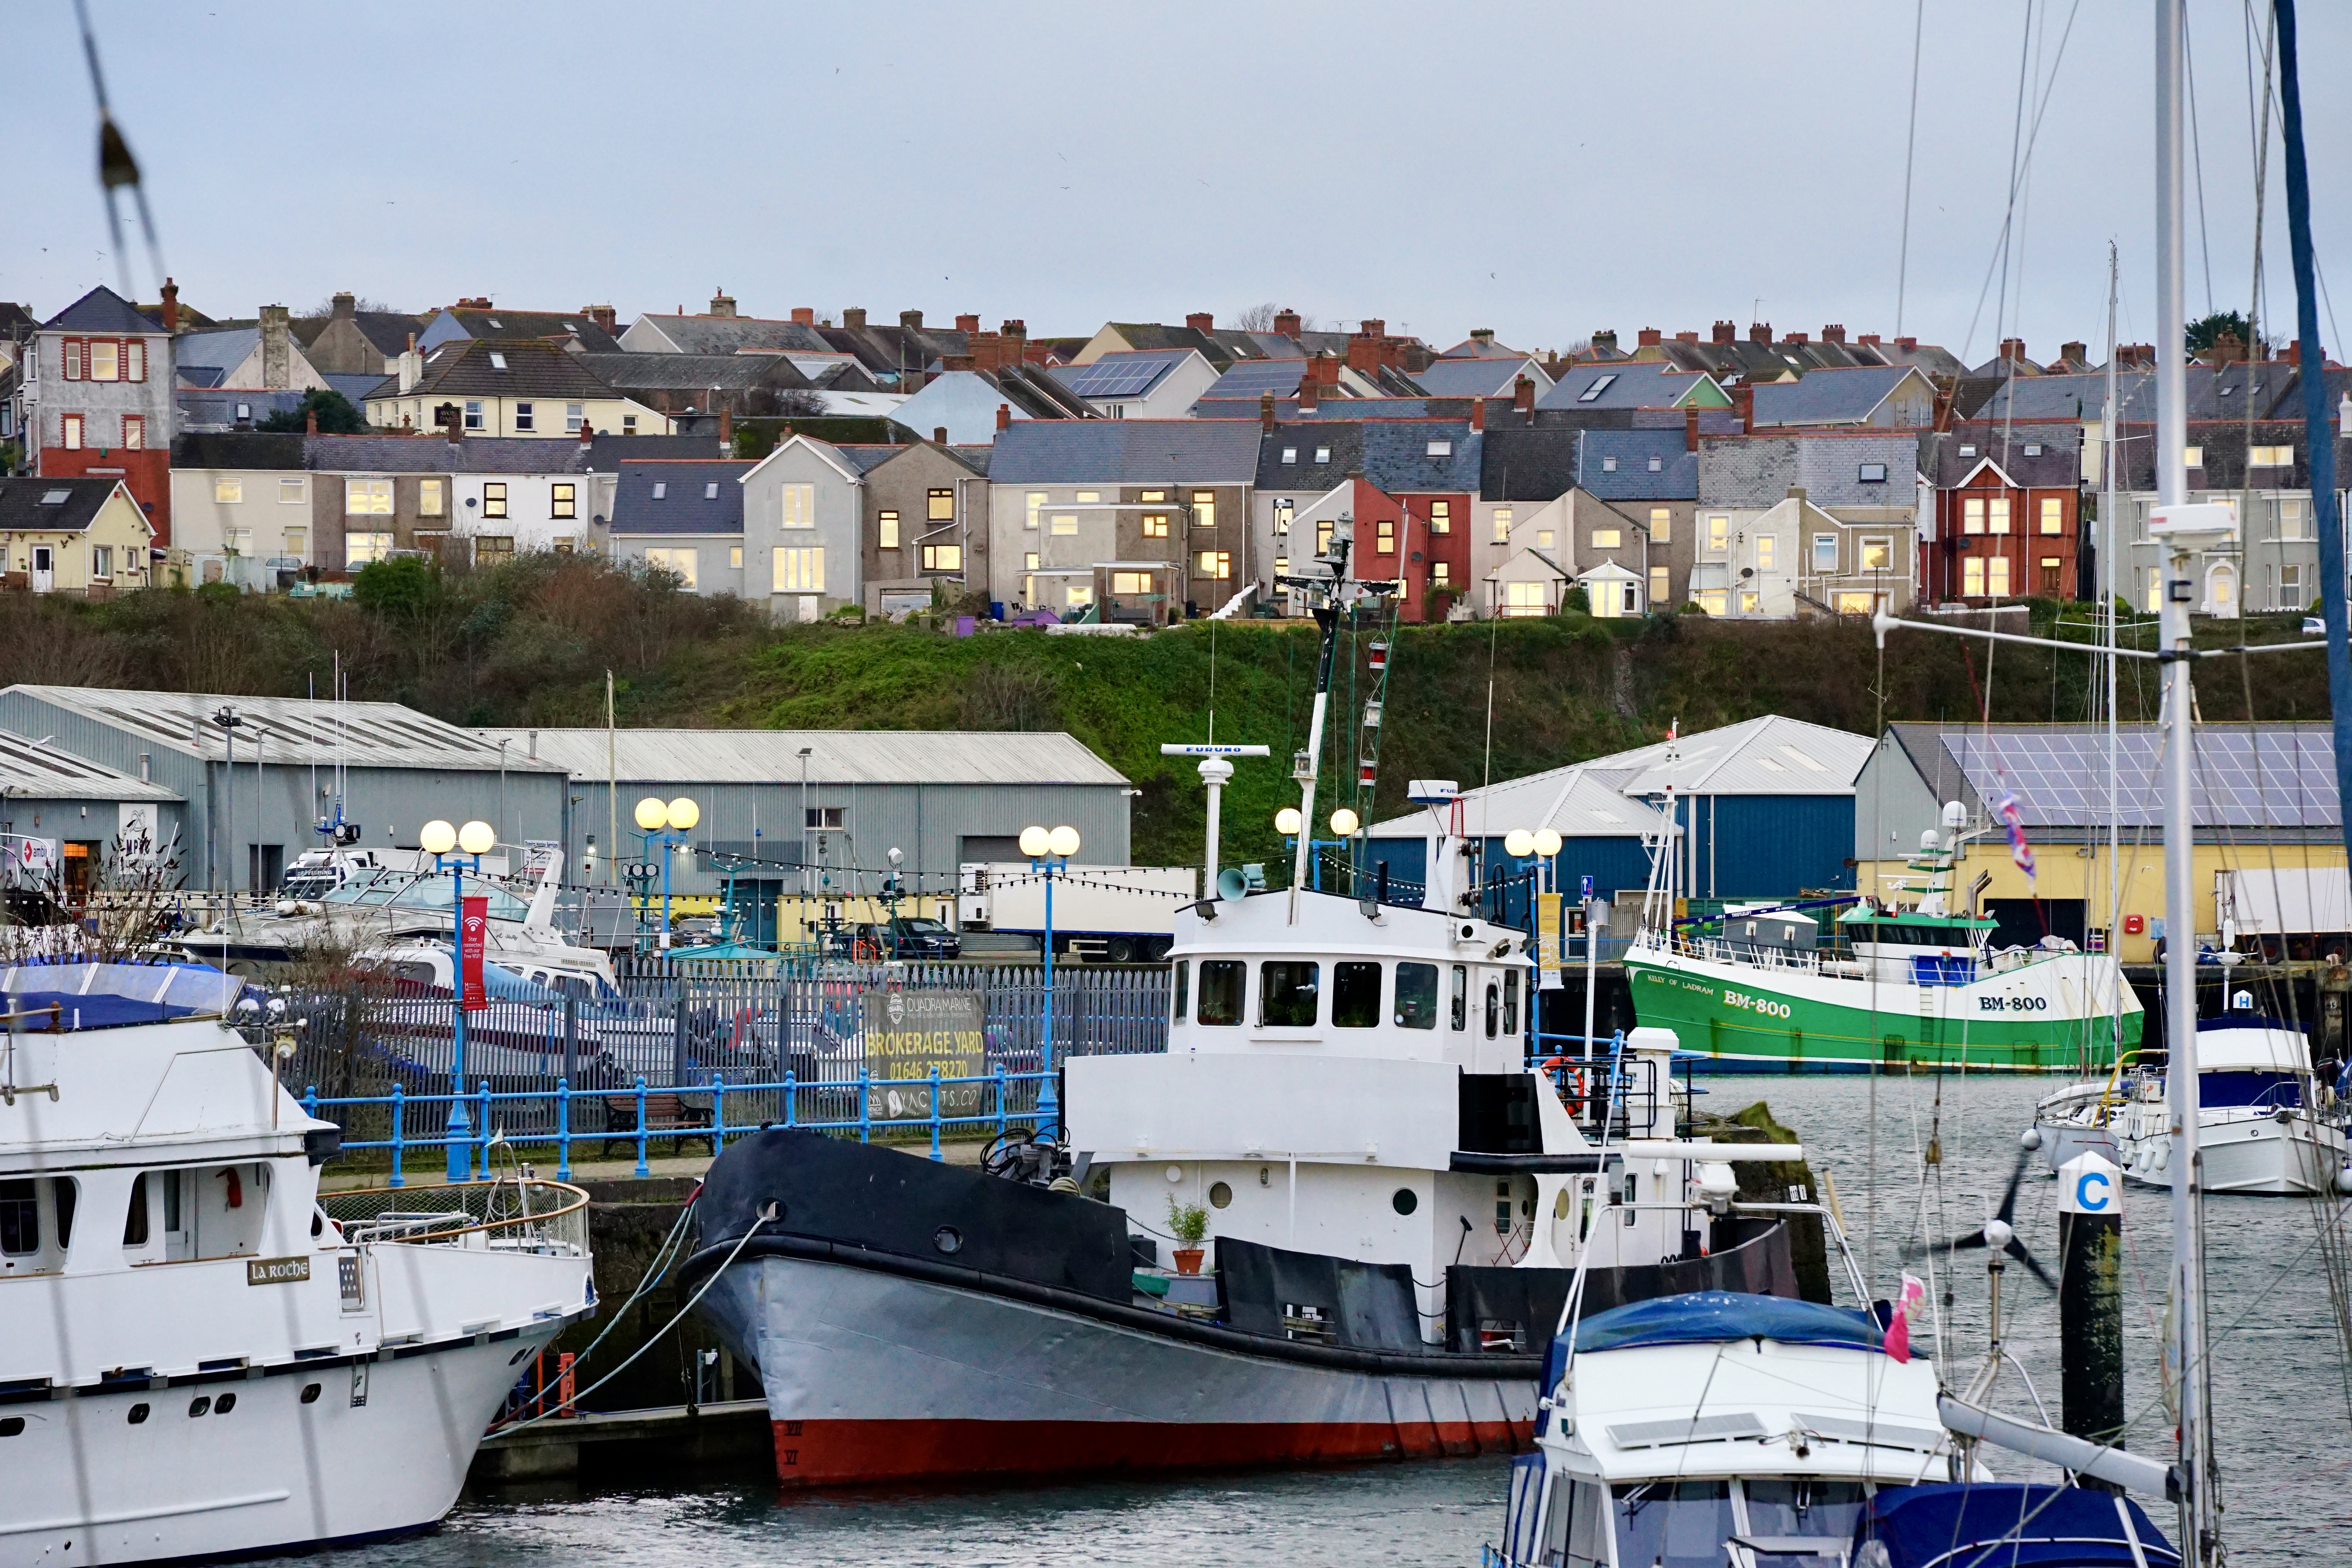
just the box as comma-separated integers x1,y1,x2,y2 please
296,1074,2350,1566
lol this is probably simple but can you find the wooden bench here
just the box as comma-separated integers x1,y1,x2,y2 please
599,1092,715,1158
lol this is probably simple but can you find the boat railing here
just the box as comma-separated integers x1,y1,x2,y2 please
321,1176,590,1256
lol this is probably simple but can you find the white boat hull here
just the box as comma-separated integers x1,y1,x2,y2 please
2118,1108,2348,1196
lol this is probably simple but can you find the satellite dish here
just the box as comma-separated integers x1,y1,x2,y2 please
1216,866,1250,902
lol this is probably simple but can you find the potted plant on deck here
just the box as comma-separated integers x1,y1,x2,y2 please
1167,1194,1210,1274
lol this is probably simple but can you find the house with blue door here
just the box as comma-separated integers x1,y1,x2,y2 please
1367,713,1874,931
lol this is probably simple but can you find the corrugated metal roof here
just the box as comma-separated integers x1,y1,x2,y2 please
1602,715,1875,797
0,686,558,771
0,729,178,801
471,728,1131,788
1370,763,1669,840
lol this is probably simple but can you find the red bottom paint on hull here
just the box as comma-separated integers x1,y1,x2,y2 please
770,1416,1532,1486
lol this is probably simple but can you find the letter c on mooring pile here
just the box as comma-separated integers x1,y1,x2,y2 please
2058,1152,2126,1450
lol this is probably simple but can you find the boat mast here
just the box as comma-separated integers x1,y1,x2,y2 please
2103,245,2124,1064
2155,3,2213,1558
1281,531,1389,924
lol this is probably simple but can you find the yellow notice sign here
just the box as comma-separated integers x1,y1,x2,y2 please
863,989,988,1118
247,1256,312,1286
1536,891,1564,990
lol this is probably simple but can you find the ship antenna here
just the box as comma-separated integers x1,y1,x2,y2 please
1276,522,1394,924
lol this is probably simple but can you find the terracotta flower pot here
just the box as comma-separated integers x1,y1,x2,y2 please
1172,1247,1205,1275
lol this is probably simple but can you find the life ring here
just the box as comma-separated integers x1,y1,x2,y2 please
1541,1058,1592,1114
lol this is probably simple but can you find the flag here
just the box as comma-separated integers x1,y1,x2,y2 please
1996,788,2036,885
1886,1272,1929,1363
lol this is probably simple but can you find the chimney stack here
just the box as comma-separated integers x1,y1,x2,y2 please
1637,327,1662,348
1470,328,1495,345
305,408,318,436
1821,323,1847,344
444,406,464,444
1513,374,1535,417
968,331,1003,372
1591,329,1619,356
584,304,617,335
2000,336,2028,364
398,332,421,394
260,304,292,390
1002,319,1035,366
1675,330,1700,344
844,307,868,330
933,426,948,445
158,278,179,335
1298,375,1320,414
1733,384,1755,433
996,403,1012,433
709,287,738,318
940,353,975,372
956,313,980,334
900,309,925,332
1685,407,1701,452
1260,391,1277,433
1185,312,1215,335
1272,309,1301,340
332,291,356,321
1748,321,1772,345
1470,395,1486,432
1307,352,1341,388
1896,336,1919,352
1857,333,1883,347
2060,340,2087,366
791,307,815,326
1784,331,1809,346
2286,340,2303,366
579,419,595,449
1712,320,1736,345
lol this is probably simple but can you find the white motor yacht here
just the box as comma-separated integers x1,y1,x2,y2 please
2109,992,2348,1196
0,960,595,1564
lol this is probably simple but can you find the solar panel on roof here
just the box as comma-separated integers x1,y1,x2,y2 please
1937,729,2337,829
1059,358,1177,397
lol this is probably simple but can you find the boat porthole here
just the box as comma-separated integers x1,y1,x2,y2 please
508,1346,536,1367
0,1417,23,1436
1208,1181,1233,1209
1555,1191,1571,1221
1258,1166,1270,1187
215,1392,236,1415
1164,1164,1184,1183
932,1225,964,1255
127,1404,149,1425
188,1397,211,1418
299,1383,322,1405
1392,1188,1419,1216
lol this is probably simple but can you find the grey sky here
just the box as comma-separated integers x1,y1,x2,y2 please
9,2,2348,363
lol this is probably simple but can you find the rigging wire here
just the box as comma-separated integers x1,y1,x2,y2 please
1893,0,1927,340
71,0,165,304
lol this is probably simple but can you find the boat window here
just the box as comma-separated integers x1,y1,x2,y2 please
1332,962,1382,1028
1451,965,1468,1030
0,1180,36,1255
1542,1476,1610,1567
1197,960,1245,1026
1611,1479,1735,1568
1394,962,1439,1029
1503,971,1520,1038
1742,1479,1867,1544
1259,962,1320,1027
1485,979,1500,1039
123,1173,151,1246
1170,960,1189,1025
53,1178,75,1250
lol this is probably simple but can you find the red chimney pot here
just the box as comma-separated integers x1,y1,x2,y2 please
996,403,1011,433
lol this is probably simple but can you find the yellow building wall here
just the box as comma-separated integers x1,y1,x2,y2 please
364,394,674,438
2,490,155,592
1857,838,2350,964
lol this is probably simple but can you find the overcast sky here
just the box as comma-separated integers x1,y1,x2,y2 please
10,2,2350,363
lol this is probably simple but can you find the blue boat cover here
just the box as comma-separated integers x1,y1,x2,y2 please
0,960,243,1029
1857,1484,2180,1568
1569,1290,1882,1354
8,990,208,1029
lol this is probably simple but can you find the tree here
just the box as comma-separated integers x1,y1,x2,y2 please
774,388,829,419
352,555,442,621
303,295,403,317
2186,310,2260,359
259,388,367,434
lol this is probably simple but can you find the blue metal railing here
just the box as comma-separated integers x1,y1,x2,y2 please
303,1065,1057,1189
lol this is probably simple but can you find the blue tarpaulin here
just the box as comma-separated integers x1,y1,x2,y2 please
1569,1290,1883,1354
1856,1483,2180,1568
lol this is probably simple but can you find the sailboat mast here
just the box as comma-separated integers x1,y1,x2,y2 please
2155,2,2212,1559
2103,246,2123,1056
1288,601,1341,923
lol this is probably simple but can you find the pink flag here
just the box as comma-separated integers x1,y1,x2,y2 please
1885,1272,1928,1363
1996,788,2036,885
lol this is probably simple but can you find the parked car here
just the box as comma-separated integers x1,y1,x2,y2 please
2303,615,2326,637
819,916,963,961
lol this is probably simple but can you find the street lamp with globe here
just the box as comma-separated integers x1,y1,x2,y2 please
633,796,701,949
419,817,496,1181
1020,824,1080,1130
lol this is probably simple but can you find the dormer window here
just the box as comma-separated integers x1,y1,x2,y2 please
1427,439,1452,457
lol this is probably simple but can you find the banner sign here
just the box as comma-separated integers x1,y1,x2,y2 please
863,989,987,1118
1537,891,1564,990
460,896,488,1011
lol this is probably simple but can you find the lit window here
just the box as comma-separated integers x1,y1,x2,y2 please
344,531,394,566
1192,492,1216,528
1536,529,1554,548
63,339,82,379
121,415,144,450
552,483,577,519
1755,535,1777,570
1272,502,1292,536
1430,501,1450,534
1274,556,1288,575
1493,507,1513,542
2040,557,2062,593
878,510,900,548
622,415,637,435
1696,588,1727,615
2184,445,2205,468
1076,490,1100,504
1860,538,1892,571
1024,553,1039,571
645,546,699,589
922,543,962,571
1111,571,1154,595
730,546,743,569
1050,514,1077,535
1964,498,1986,534
1376,519,1396,555
566,403,585,434
475,536,515,566
1426,440,1451,457
215,477,243,505
1317,517,1334,554
1577,374,1616,403
2147,567,2163,612
1648,508,1670,542
1859,461,1888,483
1987,556,2011,596
1432,561,1450,587
2279,497,2311,539
345,479,392,515
1989,497,2011,534
2281,563,2305,605
464,401,484,431
1503,581,1548,616
1836,591,1876,614
515,402,535,432
1140,490,1166,503
223,528,252,555
283,528,305,559
772,546,824,593
2037,496,2062,534
482,482,508,519
1965,557,1987,596
1025,492,1047,530
1195,550,1231,579
1592,529,1621,548
1649,564,1670,605
125,340,144,381
1142,513,1169,537
2250,445,2294,467
780,484,815,529
928,488,954,522
1706,514,1729,550
1065,584,1093,608
278,478,304,504
1812,534,1838,570
1739,590,1759,613
62,414,83,450
89,340,119,381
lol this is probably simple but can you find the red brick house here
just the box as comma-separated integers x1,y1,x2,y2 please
1925,428,2081,603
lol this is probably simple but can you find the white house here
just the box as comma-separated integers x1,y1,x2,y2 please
739,435,867,620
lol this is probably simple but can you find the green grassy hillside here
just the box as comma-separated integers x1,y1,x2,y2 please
0,555,2328,869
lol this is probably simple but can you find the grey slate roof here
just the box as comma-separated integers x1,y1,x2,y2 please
0,477,138,535
322,372,387,405
632,316,836,356
1749,366,1922,426
372,338,622,402
174,390,308,431
1438,335,1525,359
42,285,159,335
608,461,754,536
1538,363,1715,410
1358,421,1481,493
1410,358,1539,398
1256,424,1365,490
1923,426,2082,488
424,308,620,353
172,327,259,378
578,352,811,392
303,434,601,475
1578,430,1700,500
1697,432,1922,508
1476,425,1584,502
832,444,903,475
1975,364,2352,425
985,419,1262,484
172,432,307,470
